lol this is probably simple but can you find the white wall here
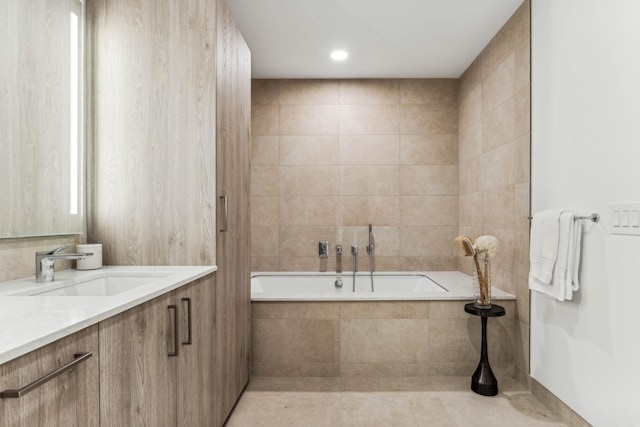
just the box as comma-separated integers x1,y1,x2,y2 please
531,1,640,425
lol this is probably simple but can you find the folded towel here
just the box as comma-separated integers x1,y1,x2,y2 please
528,210,583,301
529,210,562,284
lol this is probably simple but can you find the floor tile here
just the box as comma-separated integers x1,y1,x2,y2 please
227,377,569,426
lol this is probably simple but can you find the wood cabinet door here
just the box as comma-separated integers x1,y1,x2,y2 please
176,274,216,426
99,292,177,427
215,0,252,425
0,325,99,427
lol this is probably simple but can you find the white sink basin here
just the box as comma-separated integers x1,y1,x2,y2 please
15,272,174,297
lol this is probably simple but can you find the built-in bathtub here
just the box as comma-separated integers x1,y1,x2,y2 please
250,271,516,379
251,271,515,301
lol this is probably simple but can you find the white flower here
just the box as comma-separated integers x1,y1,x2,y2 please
474,235,499,260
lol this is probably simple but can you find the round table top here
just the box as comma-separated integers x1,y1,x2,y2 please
464,303,505,317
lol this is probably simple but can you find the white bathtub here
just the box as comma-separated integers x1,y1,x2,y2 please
251,271,516,301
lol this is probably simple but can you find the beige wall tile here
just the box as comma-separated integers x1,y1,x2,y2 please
459,85,482,128
340,104,400,134
251,226,279,257
400,196,458,226
253,318,339,363
279,226,338,257
252,104,278,135
251,80,279,105
400,165,458,196
400,134,457,165
339,135,400,165
515,40,531,92
341,166,399,196
458,159,480,195
401,104,458,134
458,120,482,164
279,135,340,165
428,317,513,364
481,186,515,229
341,196,400,226
251,196,279,226
252,302,341,319
459,192,483,227
515,86,531,138
399,226,458,257
279,79,340,105
280,104,339,135
341,302,430,319
370,256,401,271
514,134,531,184
279,196,340,226
251,256,279,272
482,53,515,113
251,165,279,196
459,58,482,100
481,98,515,152
340,319,429,363
280,256,338,272
400,79,458,105
480,142,515,190
515,227,530,280
399,257,458,271
514,182,530,230
340,80,400,104
279,166,340,195
251,135,279,165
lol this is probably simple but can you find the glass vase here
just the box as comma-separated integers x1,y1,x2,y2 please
472,257,491,309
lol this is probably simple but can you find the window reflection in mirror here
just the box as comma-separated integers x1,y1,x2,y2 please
0,0,84,237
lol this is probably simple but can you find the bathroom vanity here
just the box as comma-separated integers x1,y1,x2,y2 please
0,266,216,427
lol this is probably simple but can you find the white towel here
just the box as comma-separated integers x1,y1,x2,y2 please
529,210,562,284
528,210,583,301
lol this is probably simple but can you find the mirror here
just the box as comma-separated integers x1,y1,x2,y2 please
0,0,84,238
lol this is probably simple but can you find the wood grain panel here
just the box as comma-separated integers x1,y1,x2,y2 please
176,274,216,426
215,1,252,424
89,0,217,266
0,325,99,427
99,292,177,427
0,0,84,237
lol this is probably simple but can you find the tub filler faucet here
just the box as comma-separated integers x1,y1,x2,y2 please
351,244,358,292
36,245,94,283
336,245,343,274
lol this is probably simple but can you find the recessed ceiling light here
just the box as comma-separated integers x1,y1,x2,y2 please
330,50,348,61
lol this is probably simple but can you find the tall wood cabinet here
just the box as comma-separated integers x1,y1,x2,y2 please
214,0,252,425
90,0,251,425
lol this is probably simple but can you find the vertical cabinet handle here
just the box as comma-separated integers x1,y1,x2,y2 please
220,195,228,232
0,352,93,398
181,297,192,345
168,305,179,357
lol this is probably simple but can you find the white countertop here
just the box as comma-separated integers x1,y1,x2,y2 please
0,265,217,365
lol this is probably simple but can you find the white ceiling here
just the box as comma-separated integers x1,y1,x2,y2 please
226,0,525,79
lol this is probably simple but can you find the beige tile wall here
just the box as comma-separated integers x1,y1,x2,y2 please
251,79,459,272
252,300,516,378
457,1,530,383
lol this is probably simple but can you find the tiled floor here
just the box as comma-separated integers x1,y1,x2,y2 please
227,377,568,426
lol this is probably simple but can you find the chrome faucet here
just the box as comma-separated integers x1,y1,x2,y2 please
336,245,342,274
36,246,94,283
366,223,374,255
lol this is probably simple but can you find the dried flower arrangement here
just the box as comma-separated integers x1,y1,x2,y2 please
455,235,499,307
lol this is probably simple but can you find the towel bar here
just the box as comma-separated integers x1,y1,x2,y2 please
527,213,600,223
